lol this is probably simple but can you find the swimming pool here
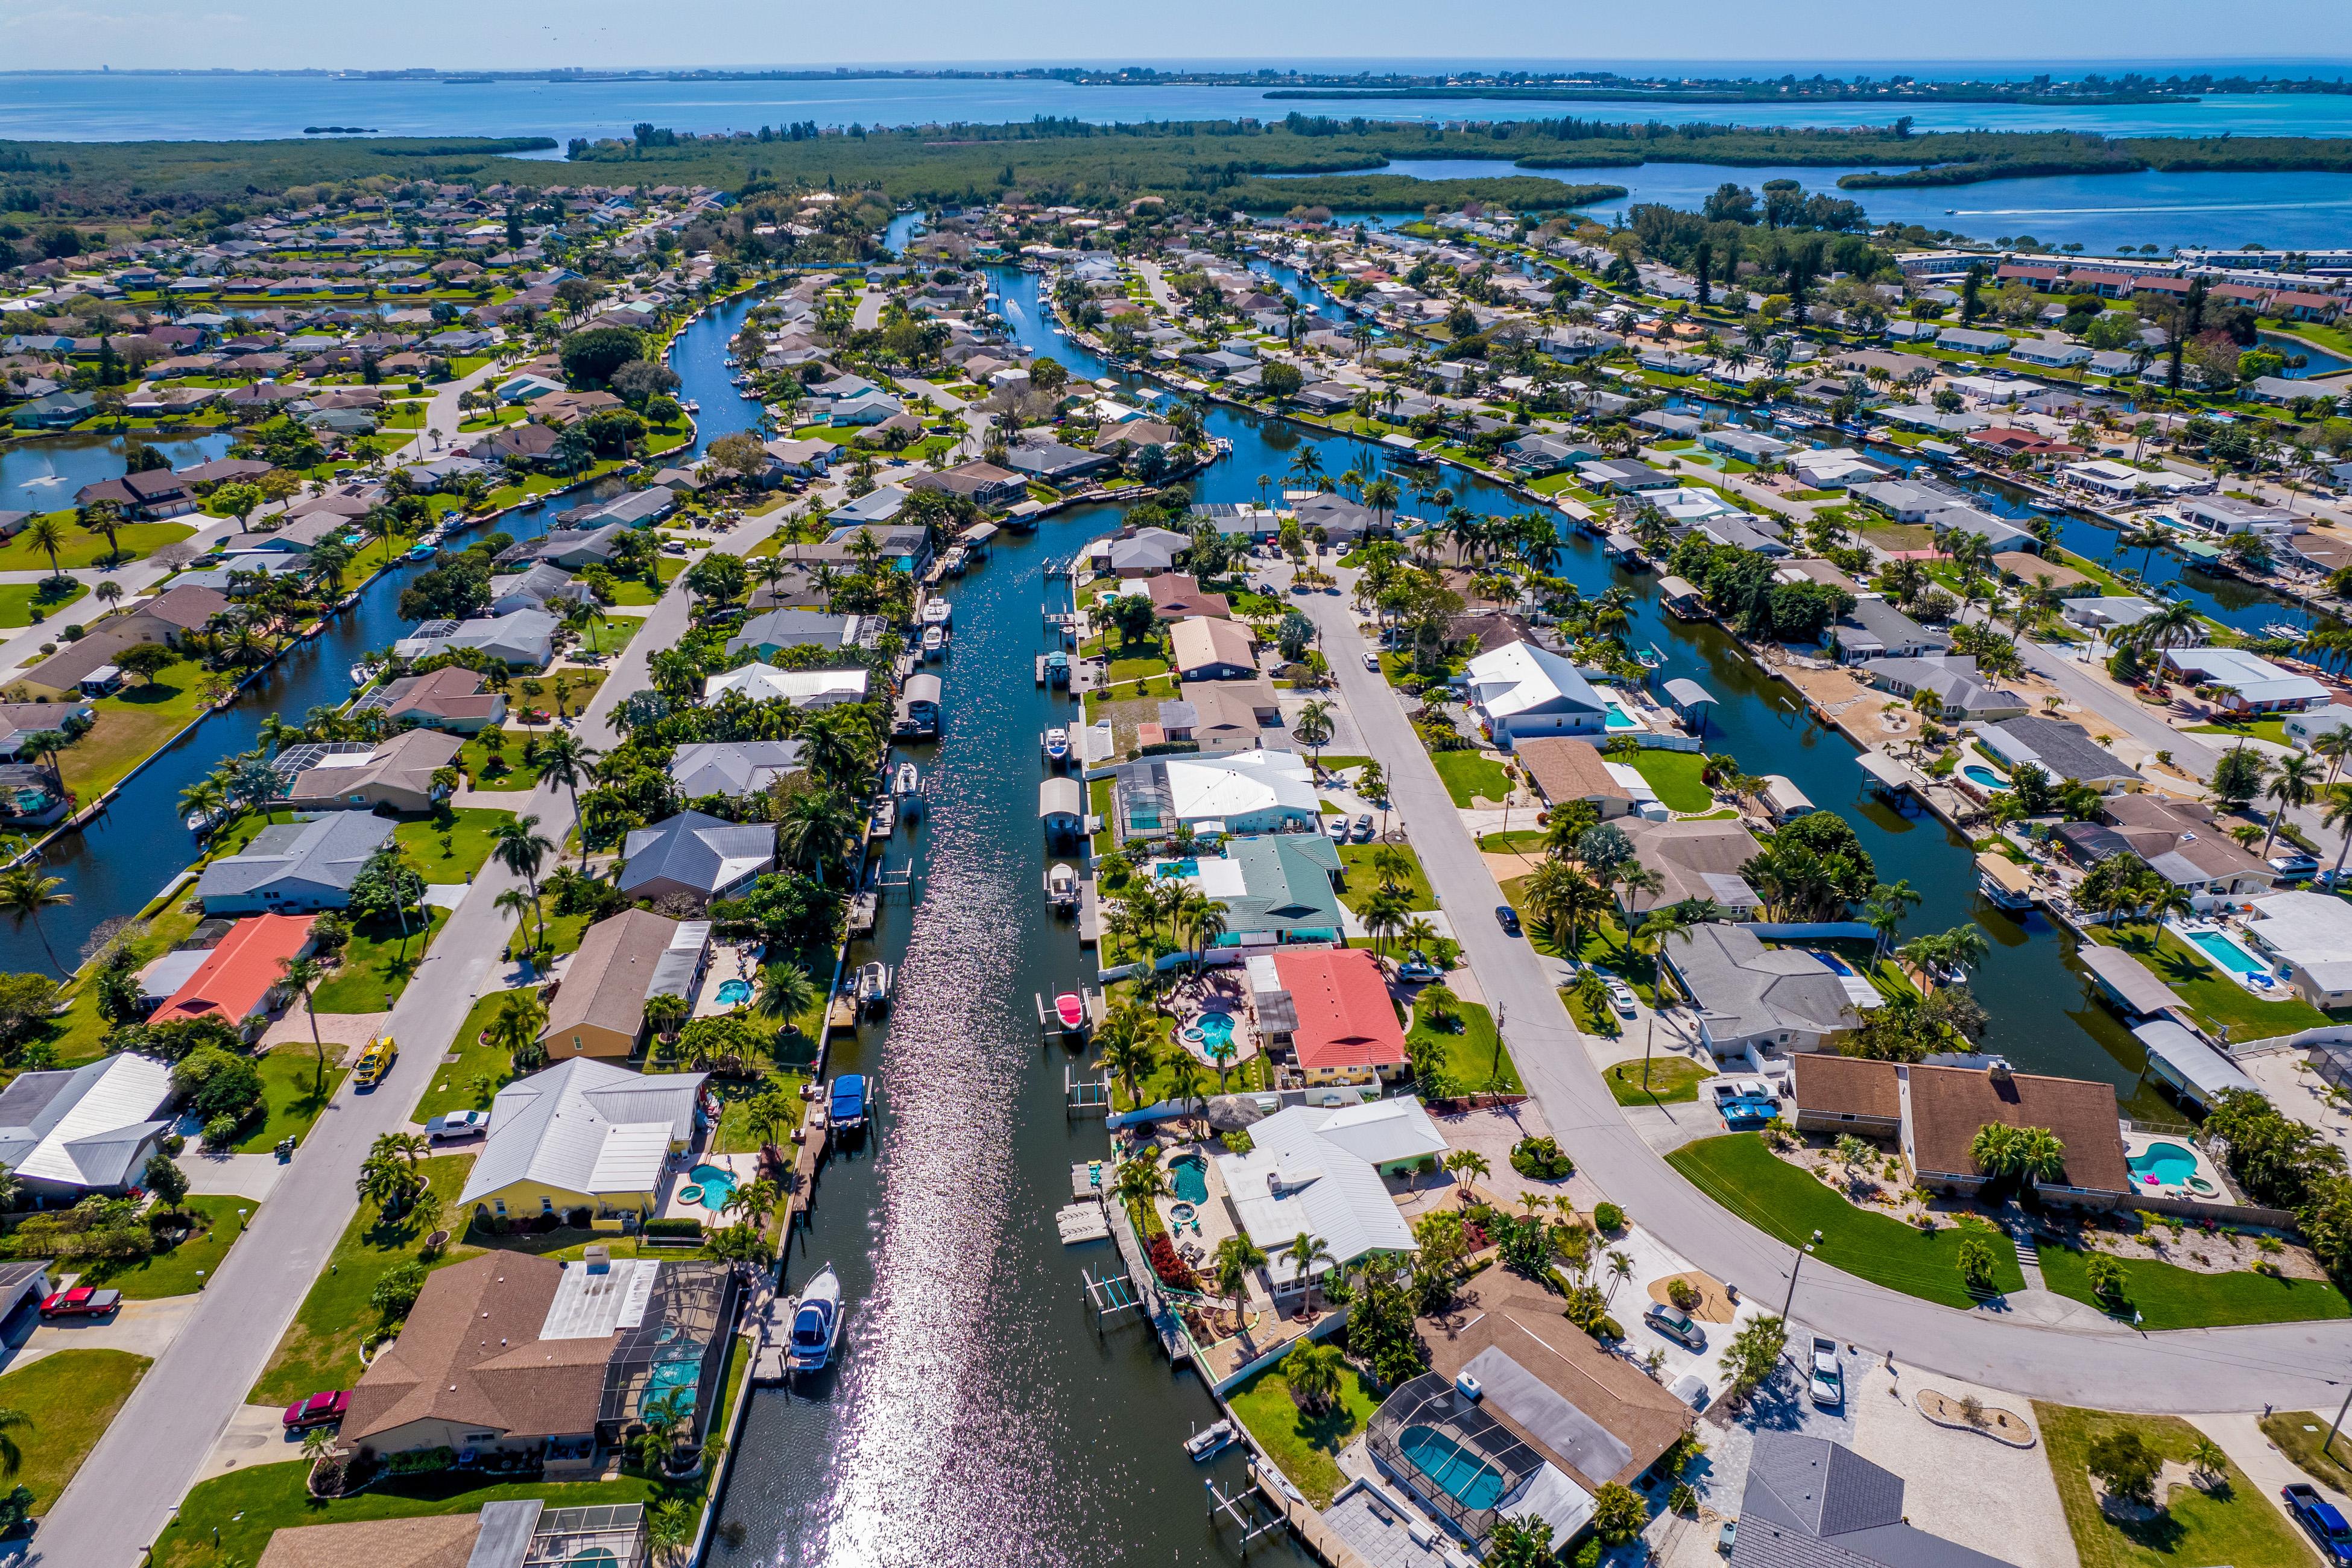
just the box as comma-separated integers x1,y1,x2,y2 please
1169,1152,1209,1205
2129,1140,2201,1187
1397,1425,1506,1510
1184,1010,1237,1052
1603,700,1640,730
2186,928,2272,983
714,978,752,1007
1961,764,2010,791
1156,859,1201,879
683,1163,740,1212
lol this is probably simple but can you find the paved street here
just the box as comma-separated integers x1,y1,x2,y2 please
28,483,812,1565
1288,563,2352,1414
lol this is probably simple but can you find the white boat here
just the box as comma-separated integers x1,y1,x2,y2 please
681,399,700,414
856,961,893,1013
921,598,952,628
1048,862,1079,913
922,625,946,660
1044,727,1070,765
1184,1419,1239,1460
349,662,380,687
785,1263,843,1376
893,760,922,799
184,810,218,836
2262,622,2306,641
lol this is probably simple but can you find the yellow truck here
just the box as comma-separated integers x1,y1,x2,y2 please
354,1037,397,1088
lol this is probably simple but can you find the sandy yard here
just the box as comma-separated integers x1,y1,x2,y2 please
1394,1101,1611,1222
257,1008,389,1058
1851,1364,2073,1568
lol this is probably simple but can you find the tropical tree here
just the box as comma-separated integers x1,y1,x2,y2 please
277,954,332,1093
2262,751,2320,860
1283,1336,1345,1412
1284,1230,1335,1308
491,814,555,922
534,732,599,870
1294,698,1335,768
1212,1233,1268,1333
0,865,71,977
0,1409,33,1477
1444,1148,1491,1206
486,987,549,1075
1097,1005,1159,1109
756,960,819,1034
1111,1146,1172,1209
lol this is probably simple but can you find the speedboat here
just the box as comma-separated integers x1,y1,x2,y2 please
893,760,922,799
856,961,893,1014
921,598,952,628
349,662,380,687
1044,727,1070,765
406,542,434,561
1185,1420,1239,1460
922,625,946,660
1048,862,1079,913
785,1263,843,1376
1055,991,1085,1032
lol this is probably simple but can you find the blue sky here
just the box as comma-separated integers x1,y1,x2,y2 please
0,2,2339,74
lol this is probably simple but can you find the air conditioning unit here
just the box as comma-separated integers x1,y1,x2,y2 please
1455,1371,1483,1403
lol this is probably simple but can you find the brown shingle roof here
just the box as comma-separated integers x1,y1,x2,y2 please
1513,737,1629,807
1791,1053,1900,1121
539,908,678,1048
1417,1274,1691,1491
1905,1062,2131,1195
341,1253,609,1446
1144,572,1230,620
257,1516,482,1568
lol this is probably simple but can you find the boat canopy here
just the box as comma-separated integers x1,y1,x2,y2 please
2132,1019,2257,1108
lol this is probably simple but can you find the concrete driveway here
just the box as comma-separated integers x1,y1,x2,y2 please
172,1150,282,1201
0,1292,200,1376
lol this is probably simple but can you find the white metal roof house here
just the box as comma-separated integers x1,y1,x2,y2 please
0,1052,176,1199
1213,1101,1427,1294
619,810,774,904
457,1056,707,1221
1112,749,1318,841
2245,891,2352,1009
1465,640,1608,750
701,663,871,710
2159,646,2330,713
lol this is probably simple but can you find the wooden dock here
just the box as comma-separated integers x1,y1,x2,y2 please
1104,1188,1189,1364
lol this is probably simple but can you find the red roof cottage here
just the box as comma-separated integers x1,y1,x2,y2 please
1267,947,1409,1087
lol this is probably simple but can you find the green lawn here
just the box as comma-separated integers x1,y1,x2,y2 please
309,908,450,1013
2189,718,2294,747
2084,923,2330,1042
1604,1054,1712,1105
1105,1002,1274,1111
1409,999,1521,1093
2262,1411,2352,1494
1630,749,1717,814
2037,1403,2316,1568
1668,1133,2028,1308
1225,1355,1383,1507
458,728,554,788
250,1152,479,1406
0,580,87,628
151,1462,666,1568
0,1349,148,1515
0,521,194,572
1430,748,1512,808
604,555,684,607
2038,1243,2352,1329
393,807,517,883
56,661,223,800
1478,830,1550,855
416,987,531,1123
1336,842,1436,914
231,1043,348,1153
83,1193,260,1298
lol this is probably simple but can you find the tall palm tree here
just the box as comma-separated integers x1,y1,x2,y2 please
486,987,549,1075
2262,751,2320,860
493,886,541,960
1096,1005,1157,1109
1284,1231,1335,1309
1604,1250,1634,1306
1862,879,1921,959
492,814,555,941
756,961,819,1035
1212,1233,1268,1333
0,865,71,977
2324,783,2352,889
774,788,862,885
533,732,599,870
277,954,332,1093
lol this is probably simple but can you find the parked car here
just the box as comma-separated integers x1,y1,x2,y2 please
1494,904,1522,936
1397,951,1445,984
283,1390,352,1431
426,1108,491,1140
353,1036,397,1089
2271,852,2321,881
2286,1484,2352,1566
1362,651,1380,671
1605,977,1639,1019
1645,1301,1706,1351
1809,1336,1843,1407
1669,1373,1712,1412
1326,814,1351,842
39,1285,120,1319
1351,814,1374,842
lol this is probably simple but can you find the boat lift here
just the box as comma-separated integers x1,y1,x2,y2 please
1081,1265,1145,1327
1065,1064,1112,1116
1204,1472,1289,1558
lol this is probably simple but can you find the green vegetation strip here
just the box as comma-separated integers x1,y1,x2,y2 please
0,1348,148,1515
2037,1244,2351,1330
2037,1403,2313,1568
1224,1359,1382,1508
1602,1055,1710,1105
1666,1133,2026,1309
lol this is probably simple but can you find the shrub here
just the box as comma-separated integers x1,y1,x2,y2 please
2084,1252,2131,1304
1146,1231,1199,1291
201,1114,240,1151
643,1216,703,1239
1593,1201,1625,1234
1590,1314,1623,1342
384,1446,456,1476
308,1455,348,1498
371,1259,428,1321
2086,1428,2160,1503
1509,1135,1573,1180
1666,1277,1701,1312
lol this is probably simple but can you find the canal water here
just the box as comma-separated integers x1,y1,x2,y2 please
0,289,769,974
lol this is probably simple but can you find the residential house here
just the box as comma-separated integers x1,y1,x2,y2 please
1619,818,1767,917
1728,1435,2020,1568
0,1052,177,1203
1830,598,1950,665
668,740,805,800
1290,492,1383,545
0,701,93,761
394,608,558,671
2064,794,2277,903
1169,616,1258,681
1265,947,1411,1087
1898,1058,2131,1205
1154,832,1347,944
1212,1099,1432,1289
538,910,710,1060
1141,572,1230,621
1005,440,1114,484
909,461,1024,506
1513,736,1636,820
1979,716,2144,792
358,666,508,734
2158,646,2330,712
618,810,775,905
1111,749,1319,841
1862,657,2030,721
457,1056,710,1224
194,811,397,914
1663,923,1861,1061
1788,1052,1903,1139
1098,526,1192,578
276,730,462,814
1576,458,1674,493
147,913,315,1040
726,609,876,660
1464,640,1608,750
701,663,870,710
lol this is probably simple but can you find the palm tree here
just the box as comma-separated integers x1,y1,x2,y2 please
1443,1149,1490,1207
277,955,332,1093
1294,698,1335,769
1604,1250,1634,1306
1212,1233,1268,1333
490,816,555,939
0,1407,34,1476
2325,783,2352,888
2262,751,2319,860
756,961,819,1035
486,987,549,1075
1283,1231,1335,1309
21,515,66,581
1111,1146,1172,1210
1283,1338,1345,1412
774,788,862,885
533,732,599,870
493,886,542,960
1097,1005,1158,1109
0,865,71,977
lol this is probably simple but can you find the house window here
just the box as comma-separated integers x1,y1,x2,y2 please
493,1199,507,1218
541,1196,555,1215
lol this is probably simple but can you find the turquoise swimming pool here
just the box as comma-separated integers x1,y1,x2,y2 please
1961,764,2009,791
2129,1140,2200,1187
1169,1152,1209,1205
683,1163,740,1212
1398,1425,1506,1510
714,978,752,1007
1184,1010,1236,1052
1157,859,1201,879
2187,928,2272,983
1603,700,1639,730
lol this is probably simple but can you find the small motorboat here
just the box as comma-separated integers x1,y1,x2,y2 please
1047,863,1078,914
827,1075,868,1131
1054,991,1085,1032
786,1263,844,1376
681,399,700,414
856,961,893,1014
894,760,922,799
1043,727,1070,765
922,625,946,660
1185,1419,1239,1461
2262,622,2307,641
921,598,952,628
349,662,380,687
406,542,434,561
184,809,218,836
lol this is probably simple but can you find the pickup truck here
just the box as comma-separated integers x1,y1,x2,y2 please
1809,1336,1843,1407
2284,1483,2352,1566
425,1109,490,1140
39,1286,121,1318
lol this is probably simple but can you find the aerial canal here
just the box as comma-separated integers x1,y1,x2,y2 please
0,289,770,973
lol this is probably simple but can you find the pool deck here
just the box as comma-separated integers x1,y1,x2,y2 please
2120,1130,2230,1203
689,940,764,1020
2167,918,2286,997
653,1149,762,1227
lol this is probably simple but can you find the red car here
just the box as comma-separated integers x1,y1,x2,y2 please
283,1390,350,1431
37,1286,121,1319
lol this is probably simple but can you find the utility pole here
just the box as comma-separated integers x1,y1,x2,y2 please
1780,1230,1822,1322
2327,1381,2352,1458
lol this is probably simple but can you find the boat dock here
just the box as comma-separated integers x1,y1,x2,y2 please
1102,1192,1189,1364
1055,1202,1110,1245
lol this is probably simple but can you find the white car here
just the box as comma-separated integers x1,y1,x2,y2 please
1363,650,1380,671
426,1109,491,1140
1809,1336,1843,1407
1605,977,1639,1019
1326,815,1351,841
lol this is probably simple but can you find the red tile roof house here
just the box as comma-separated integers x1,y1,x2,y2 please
1266,948,1410,1088
150,912,316,1041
